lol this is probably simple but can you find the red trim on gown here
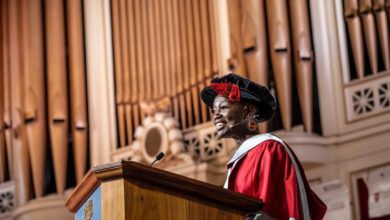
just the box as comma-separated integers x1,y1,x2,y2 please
227,140,327,220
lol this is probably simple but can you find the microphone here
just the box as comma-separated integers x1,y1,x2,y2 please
228,121,243,129
227,119,248,133
151,152,165,167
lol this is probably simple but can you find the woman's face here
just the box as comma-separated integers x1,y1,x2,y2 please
212,95,246,138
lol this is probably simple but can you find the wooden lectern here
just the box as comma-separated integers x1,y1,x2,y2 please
65,161,263,219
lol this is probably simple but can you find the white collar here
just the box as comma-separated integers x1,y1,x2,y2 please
227,133,282,166
224,134,311,220
224,133,281,189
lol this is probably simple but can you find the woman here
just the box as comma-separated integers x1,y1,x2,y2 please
200,73,326,220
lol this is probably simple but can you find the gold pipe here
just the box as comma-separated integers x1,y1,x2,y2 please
126,0,140,134
134,0,146,120
165,0,178,117
187,0,201,125
163,0,174,102
241,0,269,132
373,0,390,69
162,0,175,105
178,0,192,128
0,136,4,183
192,0,207,124
127,0,138,103
24,0,46,197
359,0,378,74
241,0,268,86
164,0,177,97
227,0,247,75
10,0,31,204
45,0,69,195
141,0,152,102
200,0,211,80
119,0,133,143
172,0,184,123
66,0,88,183
111,0,126,147
153,0,165,100
266,0,293,131
0,39,4,183
387,0,390,24
208,0,219,76
199,0,211,122
207,1,218,120
289,0,314,133
1,0,12,179
0,0,5,183
344,0,365,79
149,0,160,101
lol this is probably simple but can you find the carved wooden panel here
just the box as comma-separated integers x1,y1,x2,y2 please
345,74,390,121
184,123,227,161
0,182,14,218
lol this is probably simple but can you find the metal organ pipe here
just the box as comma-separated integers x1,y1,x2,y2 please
66,0,88,183
344,0,365,79
266,0,293,131
45,0,69,195
289,0,314,133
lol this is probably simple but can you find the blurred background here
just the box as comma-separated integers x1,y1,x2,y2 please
0,0,390,219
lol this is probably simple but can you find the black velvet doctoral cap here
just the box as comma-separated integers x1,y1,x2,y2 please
200,73,277,122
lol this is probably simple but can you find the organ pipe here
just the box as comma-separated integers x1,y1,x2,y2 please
344,0,365,79
359,0,378,74
187,0,201,125
10,0,31,204
1,0,12,179
199,0,212,122
227,0,247,75
127,0,141,133
66,0,88,183
172,0,186,125
289,0,314,133
111,0,126,147
0,37,4,183
266,0,293,131
241,0,269,132
24,0,46,197
373,0,390,70
45,0,69,195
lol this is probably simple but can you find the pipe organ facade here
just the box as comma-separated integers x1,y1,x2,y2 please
1,0,89,218
111,0,219,149
0,0,389,219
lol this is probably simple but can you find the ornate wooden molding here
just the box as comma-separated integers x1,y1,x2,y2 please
65,170,99,212
345,72,390,121
0,181,14,218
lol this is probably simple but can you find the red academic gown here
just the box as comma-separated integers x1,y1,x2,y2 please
225,134,327,220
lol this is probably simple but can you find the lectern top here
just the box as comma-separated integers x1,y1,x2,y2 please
65,161,263,213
